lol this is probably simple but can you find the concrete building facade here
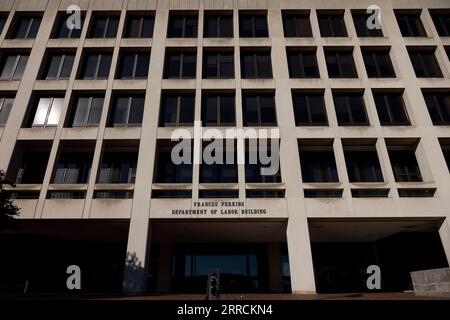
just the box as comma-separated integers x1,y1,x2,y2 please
0,0,449,294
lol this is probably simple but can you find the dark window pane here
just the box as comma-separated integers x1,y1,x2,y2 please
388,149,422,182
135,54,150,78
240,14,268,37
12,55,28,80
352,13,383,37
242,93,276,126
282,12,312,37
181,53,196,78
287,50,319,78
0,16,6,35
119,54,135,78
293,92,327,125
45,55,62,79
112,97,128,125
333,93,368,125
128,97,144,125
396,12,427,37
241,52,272,78
179,95,195,124
408,50,443,78
97,54,112,78
325,51,357,78
88,97,103,124
60,55,74,78
344,150,383,182
431,13,450,37
318,13,347,37
374,92,409,125
423,91,450,125
0,97,14,126
125,15,154,38
168,14,198,38
362,50,396,78
300,150,339,182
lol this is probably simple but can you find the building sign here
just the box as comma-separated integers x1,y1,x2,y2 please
170,201,267,216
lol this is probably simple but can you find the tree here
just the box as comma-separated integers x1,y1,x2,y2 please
0,169,20,229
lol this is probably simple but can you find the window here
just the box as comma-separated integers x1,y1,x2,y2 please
240,50,272,78
41,53,75,80
408,48,443,78
333,92,369,126
68,95,104,127
159,92,195,127
239,12,268,37
245,140,281,183
52,11,84,38
373,91,410,125
201,92,235,126
362,49,396,78
395,11,427,37
9,145,51,184
282,11,312,37
0,96,14,126
79,52,112,79
203,50,234,79
0,15,7,35
386,140,422,182
98,149,138,184
124,13,154,38
9,15,41,39
298,140,338,183
53,149,93,184
398,188,435,197
109,95,144,127
0,54,29,80
153,141,192,183
199,190,238,198
292,91,328,126
304,189,343,198
164,50,197,79
352,11,383,37
117,52,150,79
242,92,277,126
286,48,319,78
430,11,450,37
342,140,383,182
204,12,233,38
422,91,450,125
246,190,285,198
325,49,358,78
439,139,450,171
200,140,237,183
317,11,347,37
31,97,64,127
89,15,119,38
167,12,198,38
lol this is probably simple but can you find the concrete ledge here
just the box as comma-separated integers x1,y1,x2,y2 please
411,268,450,296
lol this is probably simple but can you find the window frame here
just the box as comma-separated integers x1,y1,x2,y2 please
333,92,369,126
117,52,150,79
31,97,64,128
292,91,328,126
202,50,235,79
124,13,155,38
201,92,236,127
282,11,313,37
0,54,29,80
203,12,233,38
109,95,145,127
9,15,42,39
167,12,198,38
240,50,273,79
317,11,348,37
239,12,269,38
79,52,112,80
408,48,443,78
42,53,75,80
286,48,320,78
0,96,14,126
362,49,396,78
164,50,197,79
70,96,104,127
89,14,120,38
373,91,410,126
325,50,358,78
159,93,195,127
242,92,277,127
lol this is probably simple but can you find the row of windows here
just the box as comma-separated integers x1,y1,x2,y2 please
0,9,449,41
1,45,448,82
7,137,450,188
1,89,449,130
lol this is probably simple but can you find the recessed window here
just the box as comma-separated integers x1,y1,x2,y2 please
108,94,144,127
199,190,239,198
298,140,338,183
286,48,319,78
52,11,84,38
152,190,192,198
240,49,272,79
52,143,94,184
246,190,285,198
124,13,154,38
201,92,235,126
89,14,119,38
8,15,41,39
164,49,197,79
67,95,104,127
0,96,14,126
242,92,277,127
95,191,134,199
386,139,423,182
398,188,435,197
292,91,328,126
98,146,139,184
373,91,410,125
41,52,75,80
352,11,383,37
304,189,343,198
239,11,268,37
245,139,281,183
395,11,427,37
422,90,450,125
0,54,29,80
153,141,192,183
203,49,234,79
333,91,369,126
78,52,112,79
159,92,195,127
0,15,7,35
30,96,64,127
342,139,383,183
282,11,312,37
362,48,396,78
167,12,198,38
325,49,358,78
200,140,237,183
204,12,233,38
408,48,443,78
439,138,450,172
351,189,389,198
117,51,150,79
317,11,347,37
47,191,86,199
430,11,450,37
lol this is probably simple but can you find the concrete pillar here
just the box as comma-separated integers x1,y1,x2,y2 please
156,243,173,294
267,242,284,293
439,218,450,266
286,205,316,294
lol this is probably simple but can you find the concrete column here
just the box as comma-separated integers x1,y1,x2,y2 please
286,203,316,294
267,242,284,293
156,243,173,293
439,218,450,266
